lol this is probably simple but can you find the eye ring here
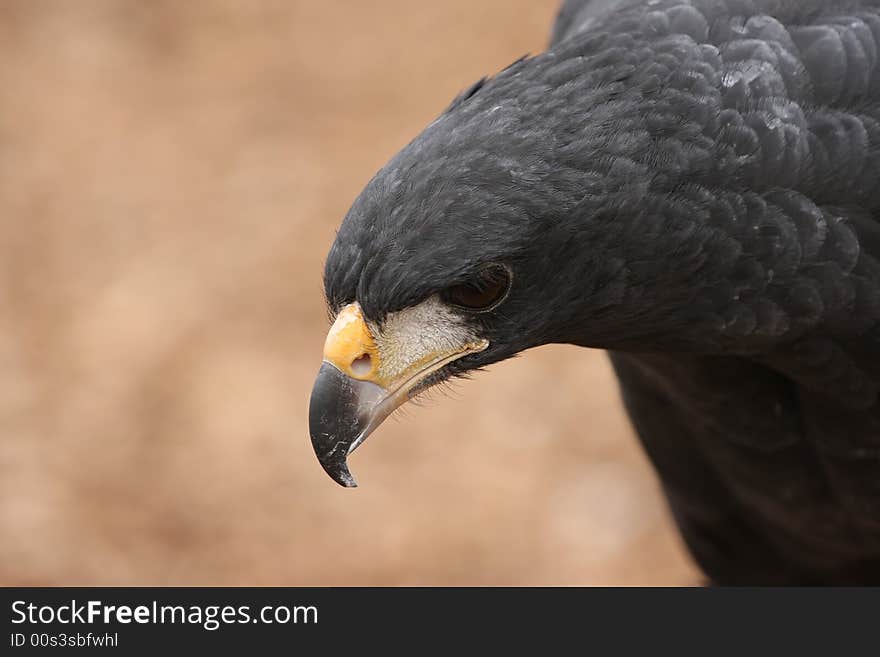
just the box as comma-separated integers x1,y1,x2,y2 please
440,263,513,313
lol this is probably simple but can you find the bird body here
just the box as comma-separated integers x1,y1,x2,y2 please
549,0,880,584
311,0,880,583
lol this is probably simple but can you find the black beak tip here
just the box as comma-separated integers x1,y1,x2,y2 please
318,453,358,488
309,362,367,488
310,427,360,488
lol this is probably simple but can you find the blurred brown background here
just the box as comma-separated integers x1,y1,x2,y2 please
0,0,698,585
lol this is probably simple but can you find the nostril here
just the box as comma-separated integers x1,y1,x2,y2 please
350,353,373,377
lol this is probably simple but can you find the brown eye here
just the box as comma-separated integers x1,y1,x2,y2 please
441,264,512,312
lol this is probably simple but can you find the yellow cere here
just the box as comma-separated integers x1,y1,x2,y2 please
322,303,380,382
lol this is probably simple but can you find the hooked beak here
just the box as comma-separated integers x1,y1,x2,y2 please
308,302,486,487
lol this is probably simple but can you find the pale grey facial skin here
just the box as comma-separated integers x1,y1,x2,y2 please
369,295,486,384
